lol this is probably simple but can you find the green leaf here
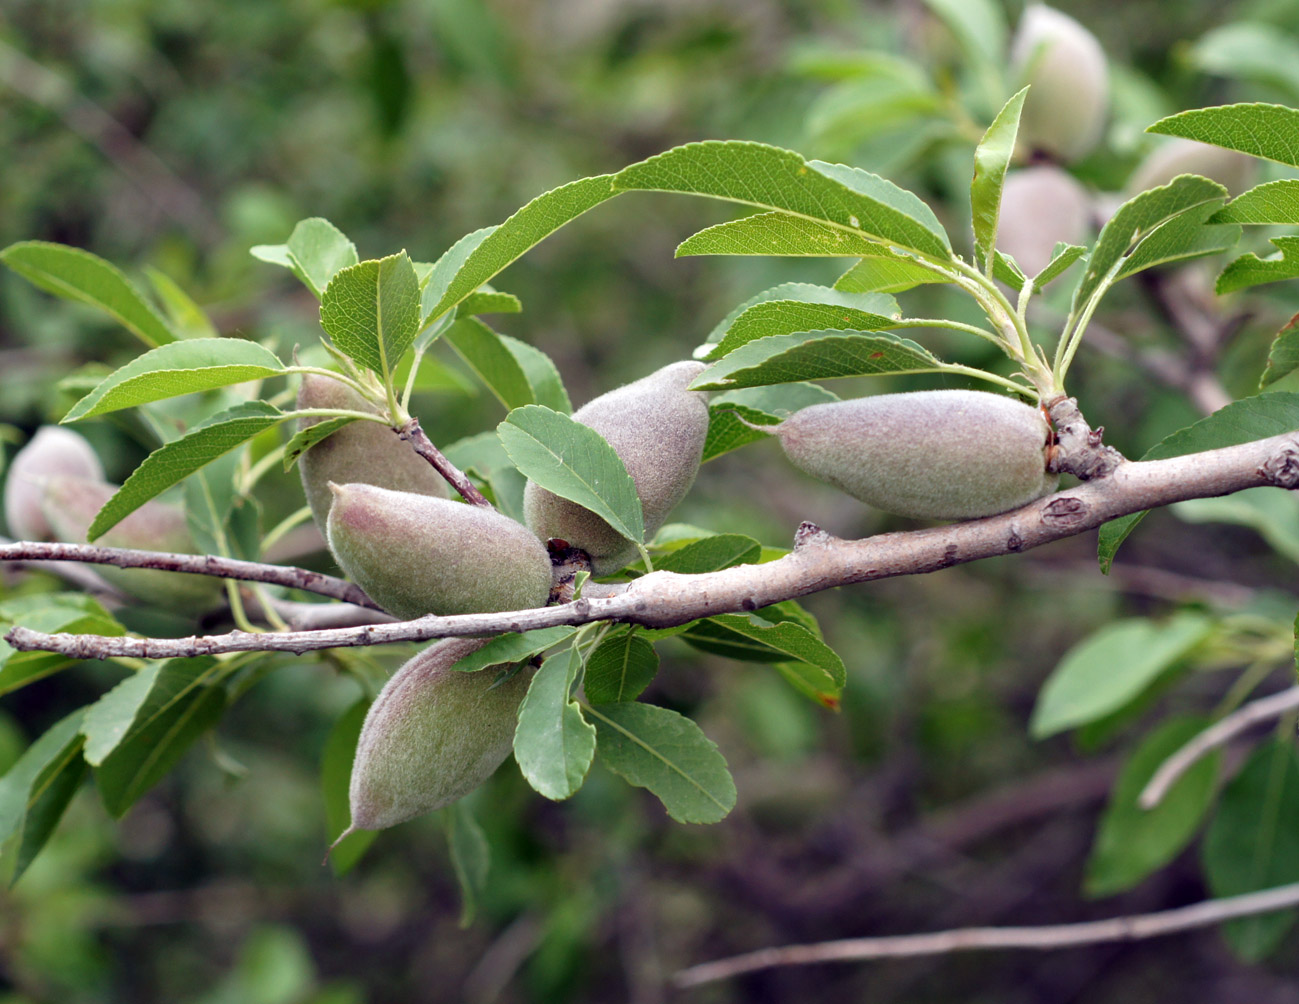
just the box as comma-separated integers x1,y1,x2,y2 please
320,252,421,380
1187,24,1299,102
513,647,595,800
971,87,1028,272
1098,393,1299,570
703,382,839,462
612,141,951,259
281,416,360,473
0,709,85,852
1084,715,1221,897
589,702,736,824
0,241,175,347
1174,487,1299,564
1072,175,1228,313
444,318,535,411
450,626,579,673
1030,614,1212,738
0,596,125,696
442,431,526,522
322,699,377,876
87,401,285,539
683,612,845,698
1148,103,1299,169
93,657,227,818
7,730,86,884
423,175,619,323
1203,740,1299,961
1211,179,1299,225
833,252,953,295
1113,199,1238,282
447,802,489,927
692,329,948,391
498,405,645,547
64,338,285,421
993,251,1027,292
921,0,1006,66
287,218,360,299
1261,315,1299,388
500,334,571,414
583,633,659,704
145,266,218,339
83,663,167,763
707,297,904,361
1031,244,1087,290
420,227,496,325
698,282,899,355
457,289,522,316
1217,237,1299,294
655,534,762,574
677,213,909,257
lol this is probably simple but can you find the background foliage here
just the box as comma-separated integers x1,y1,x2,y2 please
3,0,1299,1001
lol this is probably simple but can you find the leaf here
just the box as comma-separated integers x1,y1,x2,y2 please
1071,175,1228,313
450,626,579,673
287,218,360,299
655,534,762,574
281,416,360,473
1031,244,1088,290
0,241,175,347
1261,315,1299,388
683,612,846,696
921,0,1006,66
589,702,736,824
457,290,522,316
677,213,909,257
498,405,644,546
7,731,86,884
87,401,286,539
0,597,125,696
1098,392,1299,570
145,266,218,339
1148,103,1299,169
513,647,595,800
833,252,952,295
703,382,839,462
1084,715,1221,897
83,663,168,764
442,431,526,522
444,318,535,411
1174,487,1299,565
423,175,619,323
420,227,496,325
612,141,951,259
1217,237,1299,294
64,338,285,421
1029,614,1212,738
321,699,377,876
499,334,571,414
697,282,899,355
447,802,489,927
1211,179,1299,225
971,87,1028,272
1113,199,1238,281
93,657,227,818
0,709,85,850
993,251,1027,291
1187,24,1299,103
320,252,421,379
584,633,659,704
707,298,903,361
1203,740,1299,961
692,329,949,391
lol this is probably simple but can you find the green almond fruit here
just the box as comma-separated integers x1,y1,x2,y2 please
774,389,1058,520
346,637,532,832
40,475,225,609
326,483,552,618
297,374,449,536
523,361,709,573
5,427,106,541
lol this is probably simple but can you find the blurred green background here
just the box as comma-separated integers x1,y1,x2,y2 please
3,0,1299,1001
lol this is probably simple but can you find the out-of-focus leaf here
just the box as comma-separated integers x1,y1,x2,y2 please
0,709,86,883
1217,237,1299,294
1261,315,1299,388
500,335,570,414
447,802,489,927
145,267,218,339
457,289,522,316
1186,26,1299,104
0,596,124,696
322,699,377,876
1031,244,1087,290
1174,488,1299,564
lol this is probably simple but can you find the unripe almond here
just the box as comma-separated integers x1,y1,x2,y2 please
347,637,532,831
40,475,224,609
326,483,552,618
5,428,106,540
998,166,1093,276
297,375,449,536
523,361,709,573
774,390,1058,520
1127,138,1257,198
1010,5,1109,163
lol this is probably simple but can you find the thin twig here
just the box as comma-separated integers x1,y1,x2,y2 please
1139,685,1299,809
672,881,1299,986
7,429,1298,660
0,542,380,609
398,418,493,508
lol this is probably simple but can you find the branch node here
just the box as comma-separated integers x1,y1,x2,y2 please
794,521,832,549
1259,440,1299,489
1046,397,1124,480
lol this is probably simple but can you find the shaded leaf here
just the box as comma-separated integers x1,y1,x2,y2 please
320,252,421,379
1261,314,1299,388
589,702,736,823
1148,103,1299,168
500,334,571,414
145,266,218,339
0,596,125,696
513,647,595,800
708,299,903,361
655,534,762,574
697,282,899,356
678,213,907,257
584,633,659,704
1113,199,1238,281
442,431,526,522
444,318,535,411
1030,614,1212,738
1174,487,1299,565
322,699,377,876
447,802,489,927
0,709,85,851
0,241,175,347
833,252,952,295
450,626,579,673
683,613,845,696
703,382,839,462
281,416,361,473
